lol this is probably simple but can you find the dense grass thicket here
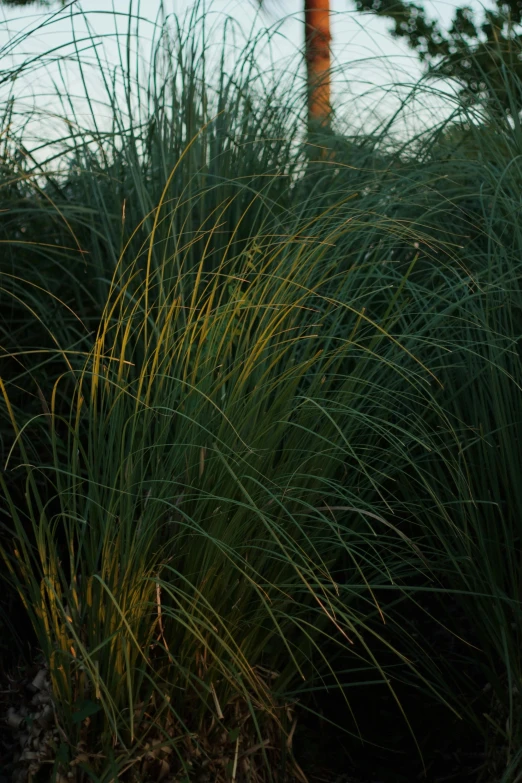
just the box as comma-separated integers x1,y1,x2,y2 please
1,4,522,782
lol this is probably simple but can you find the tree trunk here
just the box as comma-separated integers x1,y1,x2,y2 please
305,0,331,127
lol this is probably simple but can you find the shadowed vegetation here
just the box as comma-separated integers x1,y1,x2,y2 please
0,3,522,782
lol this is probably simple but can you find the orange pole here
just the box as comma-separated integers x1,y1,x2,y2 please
305,0,331,127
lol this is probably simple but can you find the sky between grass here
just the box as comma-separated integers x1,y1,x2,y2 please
0,0,489,143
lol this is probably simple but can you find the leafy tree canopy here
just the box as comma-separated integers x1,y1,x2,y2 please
355,0,522,115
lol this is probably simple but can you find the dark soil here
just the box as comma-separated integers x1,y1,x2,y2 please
0,569,506,783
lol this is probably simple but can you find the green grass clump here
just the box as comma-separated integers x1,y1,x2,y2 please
1,159,458,780
2,2,522,782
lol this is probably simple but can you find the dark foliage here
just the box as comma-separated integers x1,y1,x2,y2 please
355,0,522,117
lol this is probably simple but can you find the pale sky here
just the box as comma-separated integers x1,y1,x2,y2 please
0,0,489,141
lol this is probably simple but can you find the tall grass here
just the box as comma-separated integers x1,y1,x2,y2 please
1,2,522,782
